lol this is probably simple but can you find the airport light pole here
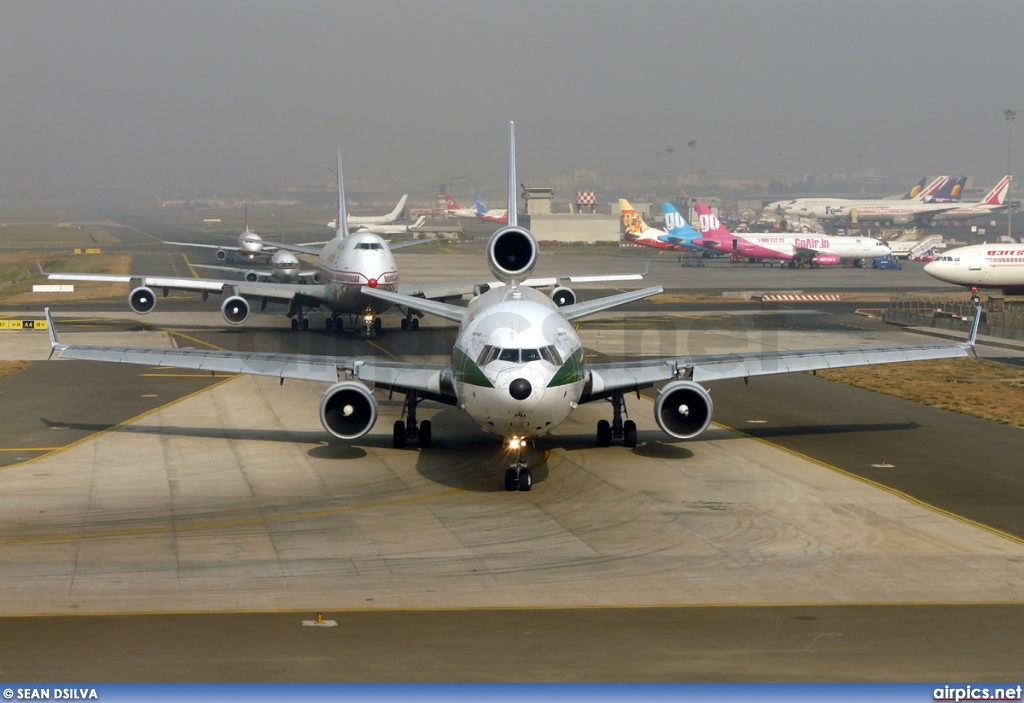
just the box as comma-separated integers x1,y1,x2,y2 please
1006,108,1016,239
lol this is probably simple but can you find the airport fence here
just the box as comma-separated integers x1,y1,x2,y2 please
887,294,1024,333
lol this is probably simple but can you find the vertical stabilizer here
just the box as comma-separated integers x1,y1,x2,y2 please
982,175,1012,205
662,203,701,244
243,201,249,233
507,121,518,228
916,176,948,202
693,203,732,240
335,148,348,239
902,178,927,199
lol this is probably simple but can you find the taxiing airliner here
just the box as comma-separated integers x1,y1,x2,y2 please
46,123,980,492
924,243,1024,302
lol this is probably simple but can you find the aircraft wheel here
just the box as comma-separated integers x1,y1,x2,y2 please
623,420,638,448
411,318,419,330
419,420,432,449
401,318,409,331
301,318,309,331
596,420,611,447
504,469,518,491
393,420,406,449
518,468,533,492
374,317,382,333
971,295,981,306
290,319,298,331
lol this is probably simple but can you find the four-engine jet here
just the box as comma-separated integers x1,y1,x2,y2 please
924,243,1024,303
46,122,981,492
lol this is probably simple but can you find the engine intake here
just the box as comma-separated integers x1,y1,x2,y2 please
244,270,260,283
128,286,156,314
487,226,538,283
319,381,378,440
550,286,576,307
215,249,230,262
221,295,250,325
654,381,713,439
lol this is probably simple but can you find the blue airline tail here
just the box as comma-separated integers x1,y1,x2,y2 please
473,194,488,215
660,203,703,247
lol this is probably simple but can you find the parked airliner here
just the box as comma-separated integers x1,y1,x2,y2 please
45,123,979,492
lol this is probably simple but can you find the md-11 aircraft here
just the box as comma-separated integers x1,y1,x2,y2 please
45,123,980,492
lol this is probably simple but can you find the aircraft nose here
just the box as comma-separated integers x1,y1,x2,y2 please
923,261,937,275
508,378,532,401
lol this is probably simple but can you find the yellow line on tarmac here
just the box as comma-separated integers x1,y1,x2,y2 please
0,376,238,473
0,447,62,452
0,451,548,546
182,253,198,278
364,339,399,361
711,418,1024,549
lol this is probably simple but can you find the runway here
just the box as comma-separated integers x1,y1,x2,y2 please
1,212,1023,680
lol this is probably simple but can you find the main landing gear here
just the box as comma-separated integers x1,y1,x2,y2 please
398,305,422,331
392,393,432,449
288,300,311,331
596,390,637,448
504,437,532,492
325,314,343,332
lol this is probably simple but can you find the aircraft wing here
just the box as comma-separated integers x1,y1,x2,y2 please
559,286,663,321
46,271,329,305
581,313,980,399
263,241,325,257
359,287,466,323
388,238,434,250
165,241,278,255
45,309,455,400
191,264,273,280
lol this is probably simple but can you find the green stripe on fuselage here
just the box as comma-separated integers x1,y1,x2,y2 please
547,347,585,387
452,347,494,388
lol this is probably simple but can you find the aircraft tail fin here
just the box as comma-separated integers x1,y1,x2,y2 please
412,215,427,228
335,148,348,239
916,176,948,202
387,194,408,221
661,203,701,244
445,194,460,210
619,198,653,236
243,201,249,233
507,121,518,227
981,175,1012,206
473,194,488,216
692,203,731,238
902,178,927,200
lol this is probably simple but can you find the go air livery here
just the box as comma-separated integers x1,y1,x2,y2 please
924,243,1024,301
682,205,890,266
45,123,979,492
619,199,720,255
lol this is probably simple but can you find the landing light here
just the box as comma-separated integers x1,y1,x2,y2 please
509,437,522,450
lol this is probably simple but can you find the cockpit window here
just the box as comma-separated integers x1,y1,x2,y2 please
355,242,383,250
476,345,564,366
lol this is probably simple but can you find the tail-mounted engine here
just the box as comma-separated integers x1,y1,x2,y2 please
221,296,250,325
487,226,538,284
319,381,378,440
654,380,713,439
550,286,576,307
128,286,156,314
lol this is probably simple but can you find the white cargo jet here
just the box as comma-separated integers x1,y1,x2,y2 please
46,123,980,491
328,194,408,230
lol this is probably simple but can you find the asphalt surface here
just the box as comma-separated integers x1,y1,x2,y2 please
2,210,1024,681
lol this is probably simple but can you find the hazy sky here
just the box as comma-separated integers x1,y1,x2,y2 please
2,0,1023,195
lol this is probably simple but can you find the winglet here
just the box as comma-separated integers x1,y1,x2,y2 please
44,307,63,357
966,306,982,348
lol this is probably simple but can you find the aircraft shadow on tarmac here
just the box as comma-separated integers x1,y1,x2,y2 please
738,420,921,439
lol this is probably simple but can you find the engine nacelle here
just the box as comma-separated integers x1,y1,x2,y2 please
221,295,250,325
215,248,230,262
654,380,714,439
487,226,538,284
319,381,378,440
812,253,841,266
312,272,323,285
243,270,260,283
550,286,576,307
891,215,912,226
128,286,156,314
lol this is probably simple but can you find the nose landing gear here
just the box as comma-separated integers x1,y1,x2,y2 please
361,306,383,339
970,286,981,306
503,437,532,492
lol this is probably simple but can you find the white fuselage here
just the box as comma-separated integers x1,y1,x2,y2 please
356,216,427,235
924,243,1024,290
452,285,585,440
742,233,891,259
269,251,301,283
315,232,399,314
238,228,264,253
783,199,956,221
